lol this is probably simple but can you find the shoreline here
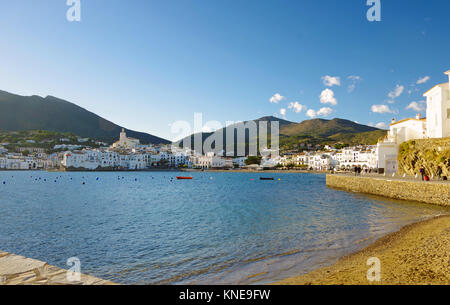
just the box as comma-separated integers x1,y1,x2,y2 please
275,215,450,285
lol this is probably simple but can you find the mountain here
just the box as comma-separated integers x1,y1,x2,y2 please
178,116,386,155
0,90,170,144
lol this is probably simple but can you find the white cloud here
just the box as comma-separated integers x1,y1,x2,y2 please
371,104,394,114
288,101,307,113
306,109,317,118
406,101,425,112
280,108,287,116
319,89,338,106
270,93,285,104
388,85,404,99
348,75,362,81
306,107,333,118
322,75,341,87
375,122,388,129
347,75,362,93
317,107,333,116
416,76,430,85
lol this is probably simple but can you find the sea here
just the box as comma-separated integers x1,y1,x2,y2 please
0,171,448,284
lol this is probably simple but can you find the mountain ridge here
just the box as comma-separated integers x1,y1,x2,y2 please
0,90,170,144
178,115,386,154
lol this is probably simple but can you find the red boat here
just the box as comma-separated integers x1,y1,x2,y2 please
176,177,193,180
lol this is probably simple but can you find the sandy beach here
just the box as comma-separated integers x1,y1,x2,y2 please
276,215,450,285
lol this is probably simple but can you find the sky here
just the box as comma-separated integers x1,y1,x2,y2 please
0,0,449,141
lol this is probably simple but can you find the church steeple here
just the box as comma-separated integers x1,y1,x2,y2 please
120,128,126,141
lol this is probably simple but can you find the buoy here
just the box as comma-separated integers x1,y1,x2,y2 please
96,177,99,181
251,179,254,181
2,181,5,185
44,179,47,182
54,180,57,183
278,178,281,181
82,182,85,185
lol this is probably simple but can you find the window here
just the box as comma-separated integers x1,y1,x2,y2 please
447,108,450,119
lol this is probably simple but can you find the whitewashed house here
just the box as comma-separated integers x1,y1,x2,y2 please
377,70,450,173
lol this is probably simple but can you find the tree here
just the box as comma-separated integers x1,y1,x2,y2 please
22,150,30,156
245,156,262,166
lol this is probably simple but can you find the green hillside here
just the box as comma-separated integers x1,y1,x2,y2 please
179,116,386,155
0,90,170,145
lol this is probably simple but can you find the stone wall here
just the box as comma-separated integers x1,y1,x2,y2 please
326,174,450,206
0,250,116,285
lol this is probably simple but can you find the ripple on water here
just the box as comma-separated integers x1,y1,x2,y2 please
0,171,449,284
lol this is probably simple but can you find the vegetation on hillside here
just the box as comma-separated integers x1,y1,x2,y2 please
179,116,386,155
0,90,170,145
398,138,450,177
0,130,102,154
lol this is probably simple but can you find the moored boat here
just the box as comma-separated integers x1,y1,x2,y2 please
176,177,193,180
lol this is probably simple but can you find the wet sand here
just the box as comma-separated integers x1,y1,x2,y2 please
276,215,450,285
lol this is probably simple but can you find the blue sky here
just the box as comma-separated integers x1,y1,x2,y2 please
0,0,449,141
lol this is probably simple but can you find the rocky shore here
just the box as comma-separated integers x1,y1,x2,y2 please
0,251,116,285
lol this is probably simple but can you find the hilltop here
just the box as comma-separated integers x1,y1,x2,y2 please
0,90,170,145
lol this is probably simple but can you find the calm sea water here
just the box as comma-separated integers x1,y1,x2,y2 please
0,171,448,284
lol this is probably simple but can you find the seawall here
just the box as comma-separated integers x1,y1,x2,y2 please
326,174,450,206
0,250,116,285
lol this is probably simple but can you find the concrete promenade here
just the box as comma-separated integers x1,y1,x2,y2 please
326,173,450,206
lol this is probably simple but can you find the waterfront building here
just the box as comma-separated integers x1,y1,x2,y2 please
377,70,450,173
111,129,140,150
424,70,450,138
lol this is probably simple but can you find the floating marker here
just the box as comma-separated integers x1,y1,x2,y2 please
2,181,5,185
96,177,99,181
82,182,85,185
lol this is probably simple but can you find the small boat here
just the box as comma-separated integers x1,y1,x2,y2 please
176,177,193,180
260,177,275,181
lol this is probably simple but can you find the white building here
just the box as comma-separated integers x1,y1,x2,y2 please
377,70,450,173
424,70,450,138
111,129,140,150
